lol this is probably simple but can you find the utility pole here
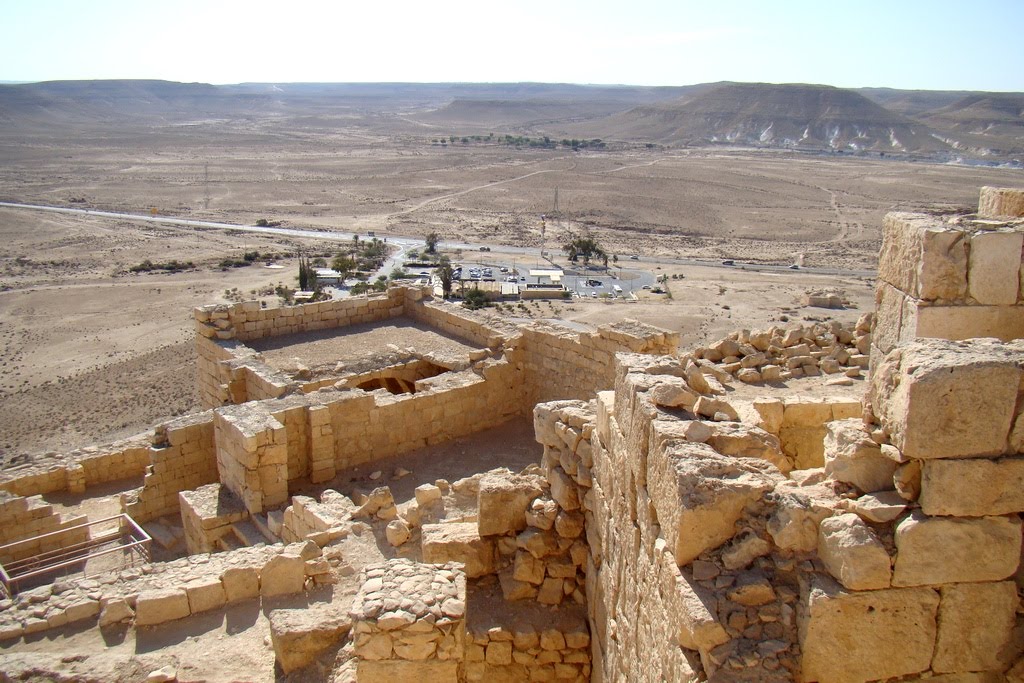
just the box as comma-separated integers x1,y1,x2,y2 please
203,163,211,211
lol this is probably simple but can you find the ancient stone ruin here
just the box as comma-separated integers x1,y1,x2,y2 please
0,186,1021,682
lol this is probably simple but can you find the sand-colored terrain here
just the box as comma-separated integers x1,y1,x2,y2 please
1,107,1021,460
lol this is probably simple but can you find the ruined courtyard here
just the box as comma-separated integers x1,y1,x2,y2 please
0,187,1021,683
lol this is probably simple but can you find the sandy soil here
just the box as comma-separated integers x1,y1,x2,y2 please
249,319,482,374
1,115,1016,460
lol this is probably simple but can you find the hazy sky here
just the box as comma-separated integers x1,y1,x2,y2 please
3,0,1023,91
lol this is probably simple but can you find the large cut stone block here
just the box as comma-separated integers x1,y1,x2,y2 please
647,441,780,566
870,339,1023,460
477,471,544,537
818,513,892,590
979,186,1024,218
968,230,1023,305
920,456,1024,516
421,522,496,578
799,574,939,683
357,661,459,682
933,581,1017,674
877,213,968,301
654,539,728,654
270,607,352,674
914,304,1024,343
134,588,191,627
261,551,306,597
893,511,1022,586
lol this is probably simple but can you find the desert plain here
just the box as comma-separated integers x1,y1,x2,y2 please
1,96,1022,462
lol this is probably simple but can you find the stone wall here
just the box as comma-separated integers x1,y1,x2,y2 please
0,492,88,565
0,439,150,499
122,413,218,523
873,208,1024,360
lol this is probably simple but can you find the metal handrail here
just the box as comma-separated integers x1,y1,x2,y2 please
0,514,151,598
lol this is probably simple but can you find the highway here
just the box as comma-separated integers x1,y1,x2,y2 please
0,201,875,279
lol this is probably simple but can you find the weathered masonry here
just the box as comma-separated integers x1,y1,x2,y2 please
0,186,1021,683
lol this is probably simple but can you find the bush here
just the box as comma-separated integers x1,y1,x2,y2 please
130,259,195,273
462,287,489,310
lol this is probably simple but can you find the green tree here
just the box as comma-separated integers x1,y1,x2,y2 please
297,256,318,292
437,258,455,299
425,232,440,254
331,254,356,286
462,287,489,310
562,235,607,266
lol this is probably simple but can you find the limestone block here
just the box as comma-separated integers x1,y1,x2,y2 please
414,484,443,505
421,523,497,578
843,491,907,523
135,589,191,627
269,607,352,674
386,519,411,547
477,472,544,536
221,566,260,602
647,441,781,566
767,482,839,552
261,552,306,597
799,574,939,683
823,419,897,493
548,467,580,511
893,511,1022,586
706,424,790,473
98,597,134,627
969,230,1023,305
752,398,784,434
877,213,968,301
933,581,1017,673
914,304,1024,343
979,186,1024,218
357,661,459,682
499,568,538,601
185,577,227,614
870,339,1023,460
873,281,910,355
920,456,1024,517
818,513,892,590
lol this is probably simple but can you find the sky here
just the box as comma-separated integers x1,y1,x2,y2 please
2,0,1023,91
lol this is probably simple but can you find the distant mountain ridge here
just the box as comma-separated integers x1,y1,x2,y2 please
1,79,1020,161
577,82,950,153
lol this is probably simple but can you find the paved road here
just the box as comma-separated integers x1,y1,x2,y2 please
0,201,875,279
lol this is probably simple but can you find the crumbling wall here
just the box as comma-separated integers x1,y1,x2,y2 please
122,413,217,523
0,439,150,499
0,492,89,565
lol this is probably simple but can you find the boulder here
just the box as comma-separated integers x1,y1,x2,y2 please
767,482,839,552
221,566,260,602
386,519,412,547
184,577,227,614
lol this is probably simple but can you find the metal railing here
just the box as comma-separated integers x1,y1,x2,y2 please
0,514,151,598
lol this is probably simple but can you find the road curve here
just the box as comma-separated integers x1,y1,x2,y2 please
0,201,875,278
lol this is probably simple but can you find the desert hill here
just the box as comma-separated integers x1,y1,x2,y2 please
1,79,1022,160
568,82,949,153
